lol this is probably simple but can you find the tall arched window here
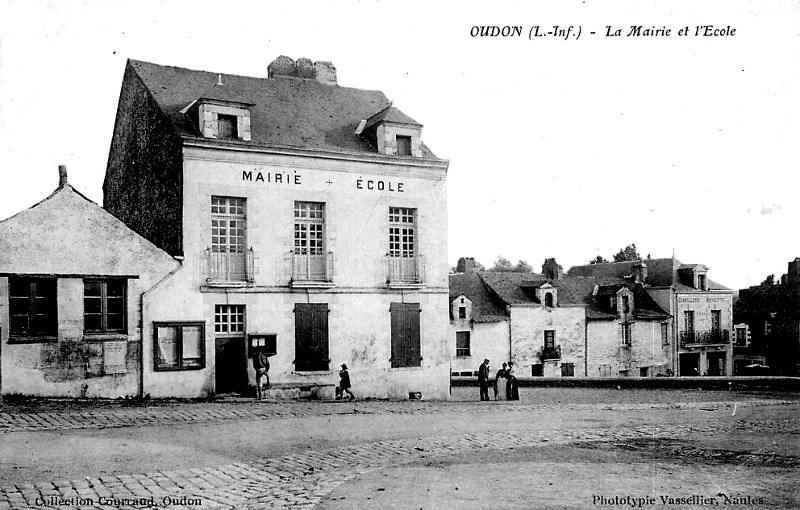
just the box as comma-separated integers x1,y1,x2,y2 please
544,292,553,308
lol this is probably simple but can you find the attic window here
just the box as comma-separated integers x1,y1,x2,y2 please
696,274,707,290
396,135,412,156
218,114,238,139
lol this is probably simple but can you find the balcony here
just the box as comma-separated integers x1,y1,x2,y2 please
290,251,334,288
386,254,425,288
205,248,254,286
680,330,730,347
539,345,562,361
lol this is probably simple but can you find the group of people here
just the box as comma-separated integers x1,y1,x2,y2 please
477,359,519,401
252,352,354,401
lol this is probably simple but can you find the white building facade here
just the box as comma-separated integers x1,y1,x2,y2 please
105,57,450,398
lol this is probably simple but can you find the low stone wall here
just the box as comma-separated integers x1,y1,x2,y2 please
450,376,800,391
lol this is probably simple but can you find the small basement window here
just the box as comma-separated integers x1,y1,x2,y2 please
218,114,238,139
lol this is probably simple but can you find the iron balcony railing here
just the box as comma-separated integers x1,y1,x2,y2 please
291,251,334,283
540,345,561,360
205,248,254,284
680,329,730,347
387,254,425,285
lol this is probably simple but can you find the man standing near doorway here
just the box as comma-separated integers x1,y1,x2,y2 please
478,359,491,401
253,351,270,399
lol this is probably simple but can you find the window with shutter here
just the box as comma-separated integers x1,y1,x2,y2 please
390,302,421,367
294,303,329,371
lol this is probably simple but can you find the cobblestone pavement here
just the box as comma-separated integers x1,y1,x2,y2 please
0,398,795,433
0,399,797,509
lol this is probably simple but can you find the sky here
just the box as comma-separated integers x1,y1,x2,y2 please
0,0,797,290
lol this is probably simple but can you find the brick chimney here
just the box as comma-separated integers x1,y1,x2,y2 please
58,165,68,188
268,56,337,85
542,258,563,280
456,257,479,274
632,262,648,283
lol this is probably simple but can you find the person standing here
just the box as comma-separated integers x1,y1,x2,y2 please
337,364,355,401
253,351,270,400
478,359,491,401
494,362,508,400
506,361,519,400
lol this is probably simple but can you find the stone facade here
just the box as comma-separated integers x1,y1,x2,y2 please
449,294,509,376
508,305,586,377
452,260,673,379
569,258,734,377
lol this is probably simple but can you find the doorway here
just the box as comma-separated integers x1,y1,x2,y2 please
215,337,247,394
679,352,700,376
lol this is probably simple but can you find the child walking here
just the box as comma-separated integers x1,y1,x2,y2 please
337,364,355,401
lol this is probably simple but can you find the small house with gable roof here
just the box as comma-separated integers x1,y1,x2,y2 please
0,166,180,398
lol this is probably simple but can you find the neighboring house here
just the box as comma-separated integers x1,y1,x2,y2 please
449,272,509,376
480,269,587,377
449,258,671,378
733,259,800,376
0,167,180,398
104,57,450,398
569,258,734,376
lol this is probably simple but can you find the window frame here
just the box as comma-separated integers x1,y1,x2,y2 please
711,310,722,332
388,207,416,258
684,310,695,333
211,196,247,254
544,330,555,350
735,327,747,347
8,276,58,341
396,135,412,156
83,278,127,335
153,321,206,371
217,113,239,139
294,201,326,256
620,323,632,346
661,322,669,346
214,304,246,335
455,331,471,357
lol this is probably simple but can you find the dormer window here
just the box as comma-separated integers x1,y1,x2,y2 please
358,106,423,157
397,135,412,156
217,114,238,139
187,98,253,142
452,295,472,321
533,283,557,307
622,295,630,314
697,274,707,290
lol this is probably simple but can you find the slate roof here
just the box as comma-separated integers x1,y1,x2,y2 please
0,181,178,276
449,273,508,322
477,271,670,321
127,59,439,158
363,106,422,130
567,258,730,291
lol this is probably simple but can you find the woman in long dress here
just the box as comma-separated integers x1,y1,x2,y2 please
493,362,508,400
506,362,519,400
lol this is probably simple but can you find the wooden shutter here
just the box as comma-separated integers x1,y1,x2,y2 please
390,303,421,367
294,303,329,371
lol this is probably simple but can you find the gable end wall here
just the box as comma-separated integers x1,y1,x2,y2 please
103,63,184,256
